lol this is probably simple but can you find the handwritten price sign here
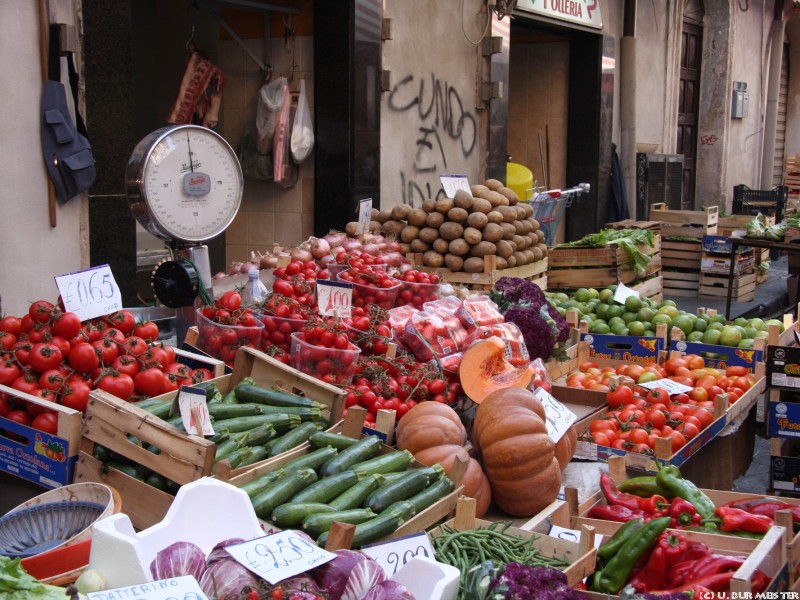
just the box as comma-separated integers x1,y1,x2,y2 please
316,279,353,317
533,387,577,443
225,530,335,584
361,531,434,576
178,387,214,436
87,575,207,600
638,378,693,395
356,198,373,235
55,264,122,322
439,174,471,198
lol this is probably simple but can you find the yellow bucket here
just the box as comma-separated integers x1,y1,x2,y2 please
506,162,533,202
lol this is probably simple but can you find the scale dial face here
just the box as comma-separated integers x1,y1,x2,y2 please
126,125,243,243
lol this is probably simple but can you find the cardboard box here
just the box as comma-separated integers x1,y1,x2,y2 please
770,438,800,494
0,384,82,488
701,253,756,274
768,345,800,390
670,339,765,373
702,234,736,254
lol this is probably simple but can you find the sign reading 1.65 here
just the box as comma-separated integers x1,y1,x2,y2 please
55,264,123,322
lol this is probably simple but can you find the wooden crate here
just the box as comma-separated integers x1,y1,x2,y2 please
700,271,757,301
605,219,662,233
429,497,597,588
660,239,702,269
661,268,700,297
650,203,719,238
630,274,663,303
718,213,774,237
406,253,548,290
547,235,661,289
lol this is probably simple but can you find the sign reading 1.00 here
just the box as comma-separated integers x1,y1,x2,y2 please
55,264,123,322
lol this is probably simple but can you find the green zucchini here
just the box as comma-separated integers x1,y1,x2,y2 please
351,450,414,478
242,424,277,447
227,445,269,469
209,430,231,445
234,384,324,409
401,475,455,514
290,470,361,504
251,468,319,519
280,446,340,474
317,511,406,548
221,389,239,404
381,500,416,522
250,405,322,421
271,503,336,528
92,444,113,463
302,508,377,539
320,436,382,478
309,431,359,451
214,437,244,463
237,470,283,498
135,398,173,419
329,474,385,510
146,472,168,491
268,421,322,457
213,414,301,434
105,461,143,480
365,468,436,513
164,478,181,495
208,403,265,420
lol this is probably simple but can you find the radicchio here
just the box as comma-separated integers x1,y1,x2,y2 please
361,580,416,600
199,556,259,599
149,541,206,582
276,575,326,599
310,550,387,600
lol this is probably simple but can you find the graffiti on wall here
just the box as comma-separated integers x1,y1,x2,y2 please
387,72,478,206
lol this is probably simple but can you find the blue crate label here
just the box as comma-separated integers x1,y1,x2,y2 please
581,332,663,361
670,340,763,371
767,401,800,438
767,345,800,389
701,235,734,254
0,417,73,488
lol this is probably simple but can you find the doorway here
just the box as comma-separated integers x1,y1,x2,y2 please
677,4,703,209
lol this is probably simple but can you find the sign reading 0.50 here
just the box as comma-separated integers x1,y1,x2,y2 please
55,264,123,322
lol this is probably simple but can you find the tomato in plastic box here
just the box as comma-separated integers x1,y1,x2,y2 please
457,295,504,328
400,312,460,362
464,322,530,367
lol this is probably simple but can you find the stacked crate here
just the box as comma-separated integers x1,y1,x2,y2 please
698,235,757,301
786,154,800,213
650,203,719,298
718,213,773,286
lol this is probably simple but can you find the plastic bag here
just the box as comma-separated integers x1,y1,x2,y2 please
290,79,314,163
255,77,287,155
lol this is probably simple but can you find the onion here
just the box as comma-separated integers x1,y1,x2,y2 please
362,243,380,256
383,252,405,267
385,240,402,253
228,262,243,276
324,232,347,248
309,237,331,259
317,254,337,268
342,239,362,253
239,262,256,274
259,255,278,269
212,271,227,280
290,247,313,263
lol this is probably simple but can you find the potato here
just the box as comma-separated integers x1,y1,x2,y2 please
435,197,455,214
537,242,549,257
494,256,508,270
501,222,517,240
506,254,517,268
497,185,519,205
419,226,440,244
467,211,488,229
432,237,450,254
463,227,483,245
513,220,525,235
410,239,430,253
376,209,392,223
529,218,540,231
426,212,445,229
382,219,406,237
407,208,428,227
535,229,546,244
470,198,493,214
531,245,544,261
399,242,412,254
447,207,469,224
439,222,464,241
482,222,504,243
444,253,464,272
471,184,490,197
371,207,381,221
513,234,528,250
370,220,383,233
520,219,533,234
478,189,508,207
487,211,504,224
448,238,471,256
423,250,445,268
453,189,474,210
400,225,420,243
527,232,540,247
513,251,527,266
484,178,503,191
463,257,486,273
521,203,534,218
496,239,514,259
470,241,497,257
497,205,517,223
391,205,410,221
422,199,436,213
515,205,528,220
345,221,360,236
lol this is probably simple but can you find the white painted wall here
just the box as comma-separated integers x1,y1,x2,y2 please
0,1,86,316
380,0,485,209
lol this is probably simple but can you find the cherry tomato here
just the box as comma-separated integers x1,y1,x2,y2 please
32,412,58,434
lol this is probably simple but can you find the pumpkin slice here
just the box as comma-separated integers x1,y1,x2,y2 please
459,337,535,404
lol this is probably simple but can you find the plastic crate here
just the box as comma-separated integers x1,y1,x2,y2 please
733,184,788,222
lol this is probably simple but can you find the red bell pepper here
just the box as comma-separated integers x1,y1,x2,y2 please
628,545,666,592
600,473,647,511
669,496,703,528
682,553,746,583
745,501,800,524
588,504,648,522
640,493,670,516
715,506,773,533
658,531,688,567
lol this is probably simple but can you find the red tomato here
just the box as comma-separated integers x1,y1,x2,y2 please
29,342,63,373
669,430,687,452
51,311,81,338
134,368,166,397
28,300,55,324
31,412,58,434
606,384,634,409
0,359,20,386
91,338,120,365
103,310,136,335
6,409,31,426
0,316,22,336
726,365,748,377
216,290,242,312
69,342,100,373
133,320,160,342
96,371,135,401
60,383,90,412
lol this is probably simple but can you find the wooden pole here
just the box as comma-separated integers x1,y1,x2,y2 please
37,0,57,228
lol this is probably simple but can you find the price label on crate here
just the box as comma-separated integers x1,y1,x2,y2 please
440,174,471,198
54,264,122,322
316,279,353,317
356,198,373,235
534,387,576,443
613,282,639,304
361,531,435,577
637,379,693,395
225,530,336,584
87,575,207,600
547,525,604,549
178,386,215,436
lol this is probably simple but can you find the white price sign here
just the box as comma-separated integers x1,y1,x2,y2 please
178,387,214,436
612,282,639,304
574,440,598,460
439,174,472,198
637,378,693,395
316,279,353,317
361,531,435,577
356,198,373,235
225,530,336,584
87,575,207,600
548,525,604,550
54,264,122,322
534,387,577,443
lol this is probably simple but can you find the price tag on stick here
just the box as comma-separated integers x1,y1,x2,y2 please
360,531,435,577
356,198,373,236
533,387,577,443
316,279,353,317
225,530,336,584
178,387,214,436
54,264,123,322
439,174,472,198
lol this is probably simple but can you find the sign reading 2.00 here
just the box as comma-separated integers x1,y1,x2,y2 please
55,264,123,322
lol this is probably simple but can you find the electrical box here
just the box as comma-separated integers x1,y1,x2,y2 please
732,82,749,118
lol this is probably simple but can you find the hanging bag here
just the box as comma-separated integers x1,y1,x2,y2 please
290,78,314,163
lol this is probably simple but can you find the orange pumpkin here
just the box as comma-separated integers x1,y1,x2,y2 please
415,444,492,517
395,402,466,455
459,337,535,404
554,425,578,470
473,386,561,517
